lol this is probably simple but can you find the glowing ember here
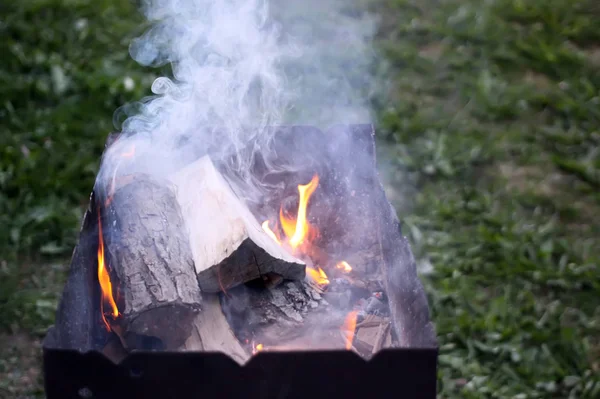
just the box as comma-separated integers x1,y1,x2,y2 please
341,310,359,350
336,261,352,273
306,267,329,286
252,342,264,354
97,211,119,330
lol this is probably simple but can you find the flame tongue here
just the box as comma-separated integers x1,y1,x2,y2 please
261,221,281,245
97,211,119,330
276,175,319,251
336,261,352,273
342,310,359,350
261,175,320,253
306,267,329,286
289,175,319,249
261,175,327,287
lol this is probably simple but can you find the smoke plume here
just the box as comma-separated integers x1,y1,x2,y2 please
101,0,375,187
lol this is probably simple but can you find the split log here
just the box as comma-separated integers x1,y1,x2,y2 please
103,174,202,350
181,294,250,365
169,156,305,293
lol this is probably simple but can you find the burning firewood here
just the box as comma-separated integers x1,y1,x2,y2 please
169,156,305,293
102,174,202,350
48,125,436,375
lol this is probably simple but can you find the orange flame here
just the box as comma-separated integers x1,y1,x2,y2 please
288,175,319,249
342,310,359,350
279,207,297,241
261,175,328,286
336,261,352,273
306,267,329,286
261,221,281,245
262,175,319,252
97,212,119,331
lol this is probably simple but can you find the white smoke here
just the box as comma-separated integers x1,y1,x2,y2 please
104,0,374,174
124,0,292,155
97,0,377,224
271,0,376,126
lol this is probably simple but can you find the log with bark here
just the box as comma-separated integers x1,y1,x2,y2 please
103,174,202,350
169,156,305,293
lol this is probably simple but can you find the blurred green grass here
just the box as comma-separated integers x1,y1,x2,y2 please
1,0,599,397
375,0,600,397
1,0,153,333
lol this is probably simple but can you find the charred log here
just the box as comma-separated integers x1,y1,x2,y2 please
220,280,327,344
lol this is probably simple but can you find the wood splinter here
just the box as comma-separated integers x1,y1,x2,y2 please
180,294,250,365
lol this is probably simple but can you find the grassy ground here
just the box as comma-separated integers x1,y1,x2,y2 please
1,0,599,397
1,1,153,396
375,0,600,397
